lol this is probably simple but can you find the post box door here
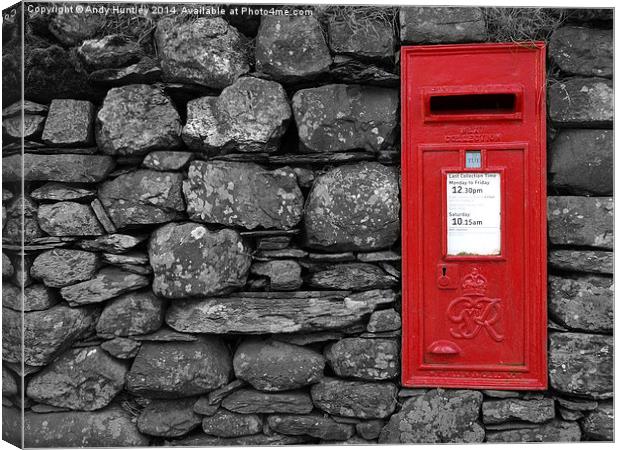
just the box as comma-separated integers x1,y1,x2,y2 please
401,43,547,390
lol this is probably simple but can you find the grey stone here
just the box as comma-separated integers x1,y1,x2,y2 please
256,16,331,83
329,55,399,87
41,100,95,146
559,407,584,421
482,390,522,399
549,27,612,78
250,260,302,290
2,114,45,140
59,267,149,306
77,233,147,253
90,198,116,233
2,100,48,117
2,304,98,366
328,17,395,62
379,389,484,443
486,420,581,442
155,17,249,88
96,84,182,156
48,12,105,45
202,410,262,437
549,250,613,275
31,249,99,288
98,170,185,229
142,151,193,171
400,7,486,43
548,78,613,127
193,397,219,416
233,338,325,391
548,275,613,333
23,406,148,447
255,248,308,260
548,196,613,249
100,337,141,359
367,309,401,332
581,401,613,441
169,431,309,446
2,253,13,279
222,389,313,414
78,34,142,69
357,250,401,262
207,380,246,405
2,366,18,397
273,331,344,346
549,129,612,195
356,420,385,440
2,154,115,183
137,398,202,437
293,84,398,153
268,413,355,441
555,396,598,411
325,338,398,380
311,378,398,419
183,77,291,153
38,201,103,236
26,347,127,411
166,289,395,334
308,263,398,291
101,251,149,266
31,183,96,202
184,161,303,229
304,162,400,251
132,328,198,342
126,338,232,398
257,235,292,250
89,56,162,85
482,398,555,424
549,332,612,399
3,194,44,243
96,290,166,338
149,223,251,299
3,283,58,311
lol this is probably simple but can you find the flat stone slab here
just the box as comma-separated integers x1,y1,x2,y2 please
328,16,395,63
400,7,486,43
98,170,185,229
549,26,612,78
486,420,581,442
96,290,166,338
308,263,398,291
184,161,303,230
60,267,149,306
77,34,142,69
548,275,613,333
31,183,97,202
292,84,398,153
221,389,313,415
137,398,202,437
268,413,355,441
549,332,612,400
42,99,95,146
482,398,556,424
548,196,613,249
2,154,115,183
311,378,398,419
548,78,613,127
549,129,612,195
166,289,395,334
142,151,193,171
38,201,104,237
77,233,147,254
201,410,263,438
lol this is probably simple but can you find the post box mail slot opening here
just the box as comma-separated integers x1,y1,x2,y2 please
423,85,524,122
430,93,516,115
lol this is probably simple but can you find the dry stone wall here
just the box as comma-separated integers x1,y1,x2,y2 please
1,4,613,446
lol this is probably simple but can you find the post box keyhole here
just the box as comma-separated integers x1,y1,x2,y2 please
442,266,447,277
437,263,458,289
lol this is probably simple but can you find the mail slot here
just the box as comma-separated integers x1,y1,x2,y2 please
401,43,547,390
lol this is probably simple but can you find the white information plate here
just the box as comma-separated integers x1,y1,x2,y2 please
447,172,501,256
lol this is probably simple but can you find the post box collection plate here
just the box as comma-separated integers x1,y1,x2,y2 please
401,43,547,390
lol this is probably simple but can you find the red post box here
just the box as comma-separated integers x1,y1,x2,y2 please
401,43,547,390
